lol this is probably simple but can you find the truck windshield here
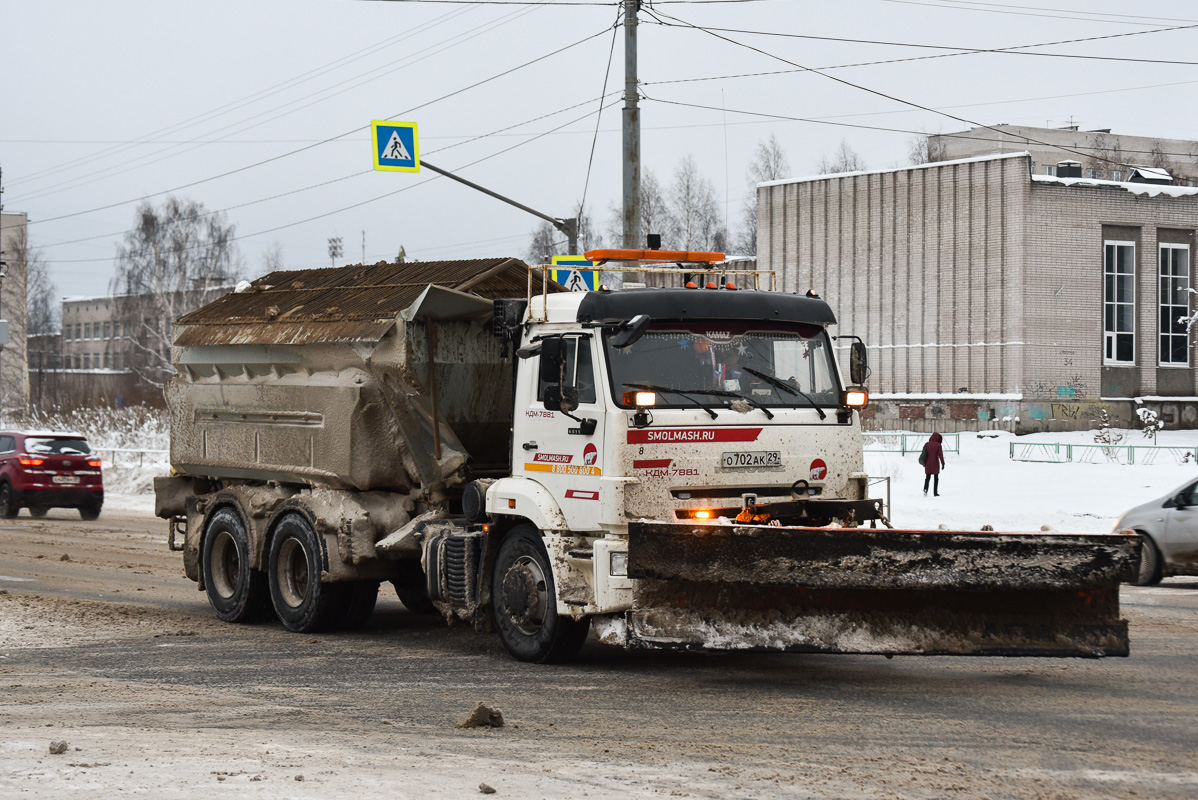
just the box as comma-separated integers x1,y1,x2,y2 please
605,321,839,409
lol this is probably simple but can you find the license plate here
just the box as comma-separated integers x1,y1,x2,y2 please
721,451,782,469
52,475,80,485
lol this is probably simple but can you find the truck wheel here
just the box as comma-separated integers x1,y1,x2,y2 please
0,483,17,519
1134,533,1164,586
338,581,380,630
202,507,270,623
268,513,344,633
492,525,590,663
392,560,437,615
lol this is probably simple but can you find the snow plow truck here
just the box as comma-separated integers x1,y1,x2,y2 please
154,251,1139,663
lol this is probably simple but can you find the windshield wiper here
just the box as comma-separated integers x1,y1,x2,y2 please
632,383,775,420
741,367,827,420
624,383,719,419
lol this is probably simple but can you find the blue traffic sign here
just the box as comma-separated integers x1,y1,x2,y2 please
372,121,420,172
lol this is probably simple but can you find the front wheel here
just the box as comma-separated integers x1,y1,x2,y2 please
201,507,270,622
1134,532,1164,586
491,525,590,663
268,513,345,633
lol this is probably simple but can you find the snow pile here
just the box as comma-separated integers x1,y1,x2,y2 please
869,428,1198,534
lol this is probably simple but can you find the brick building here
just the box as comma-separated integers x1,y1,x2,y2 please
756,152,1198,432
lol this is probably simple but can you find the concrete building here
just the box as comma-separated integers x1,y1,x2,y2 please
931,125,1198,186
0,212,30,414
756,152,1198,432
61,295,130,372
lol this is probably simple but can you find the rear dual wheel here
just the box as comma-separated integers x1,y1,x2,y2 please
202,508,270,623
268,513,347,633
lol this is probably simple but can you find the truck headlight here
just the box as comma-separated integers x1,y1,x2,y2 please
609,551,628,577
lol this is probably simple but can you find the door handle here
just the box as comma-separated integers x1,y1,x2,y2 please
522,442,538,451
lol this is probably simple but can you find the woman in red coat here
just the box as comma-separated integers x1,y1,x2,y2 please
923,431,946,497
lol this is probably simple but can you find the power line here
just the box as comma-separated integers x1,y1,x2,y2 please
26,25,613,228
579,9,622,216
36,92,621,251
14,4,542,204
646,94,1198,164
45,98,622,264
644,6,1149,171
643,18,1198,68
879,0,1198,26
5,4,480,191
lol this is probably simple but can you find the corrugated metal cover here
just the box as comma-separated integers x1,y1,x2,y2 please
174,258,541,346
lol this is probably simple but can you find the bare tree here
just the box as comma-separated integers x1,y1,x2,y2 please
817,139,867,175
110,196,241,389
260,241,285,273
1084,132,1124,179
605,168,670,249
525,202,601,263
736,134,791,255
908,133,947,166
668,155,725,251
15,229,56,338
1149,141,1181,182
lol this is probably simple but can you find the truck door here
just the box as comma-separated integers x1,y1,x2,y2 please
512,334,606,532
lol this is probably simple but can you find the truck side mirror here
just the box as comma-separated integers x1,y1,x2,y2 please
850,341,868,385
543,384,579,415
610,314,651,349
539,337,565,383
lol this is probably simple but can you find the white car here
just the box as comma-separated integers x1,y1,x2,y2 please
1114,478,1198,585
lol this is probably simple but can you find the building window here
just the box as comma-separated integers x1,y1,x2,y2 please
113,352,121,371
113,321,121,339
1105,240,1136,364
1111,170,1123,182
83,353,90,369
1160,244,1191,366
1041,165,1056,176
103,321,111,339
75,323,82,341
85,322,92,340
103,352,111,369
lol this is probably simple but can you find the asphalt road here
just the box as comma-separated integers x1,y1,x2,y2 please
1,507,1196,799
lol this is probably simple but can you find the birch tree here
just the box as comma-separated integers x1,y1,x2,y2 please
736,134,791,255
109,197,241,388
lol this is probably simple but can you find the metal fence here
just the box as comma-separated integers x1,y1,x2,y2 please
863,432,960,455
1009,442,1198,466
92,448,169,468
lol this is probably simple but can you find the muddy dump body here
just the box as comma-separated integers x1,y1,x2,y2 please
624,522,1140,657
167,259,539,496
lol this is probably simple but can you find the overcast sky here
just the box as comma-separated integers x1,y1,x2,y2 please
3,0,1197,300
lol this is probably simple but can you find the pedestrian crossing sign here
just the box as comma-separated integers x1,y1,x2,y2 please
372,121,420,172
551,256,596,292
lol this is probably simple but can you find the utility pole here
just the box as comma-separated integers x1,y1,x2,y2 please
622,0,641,277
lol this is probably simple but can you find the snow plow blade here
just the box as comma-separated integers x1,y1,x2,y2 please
625,522,1140,658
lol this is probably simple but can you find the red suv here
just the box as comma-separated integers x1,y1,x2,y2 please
0,431,104,520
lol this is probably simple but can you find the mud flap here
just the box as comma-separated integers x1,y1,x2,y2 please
625,522,1140,657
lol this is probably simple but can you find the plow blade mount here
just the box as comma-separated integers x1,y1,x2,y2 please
625,522,1140,658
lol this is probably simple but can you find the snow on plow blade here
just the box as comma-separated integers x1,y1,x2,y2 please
625,522,1140,658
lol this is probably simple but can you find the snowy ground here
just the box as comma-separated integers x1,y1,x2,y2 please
868,428,1198,533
